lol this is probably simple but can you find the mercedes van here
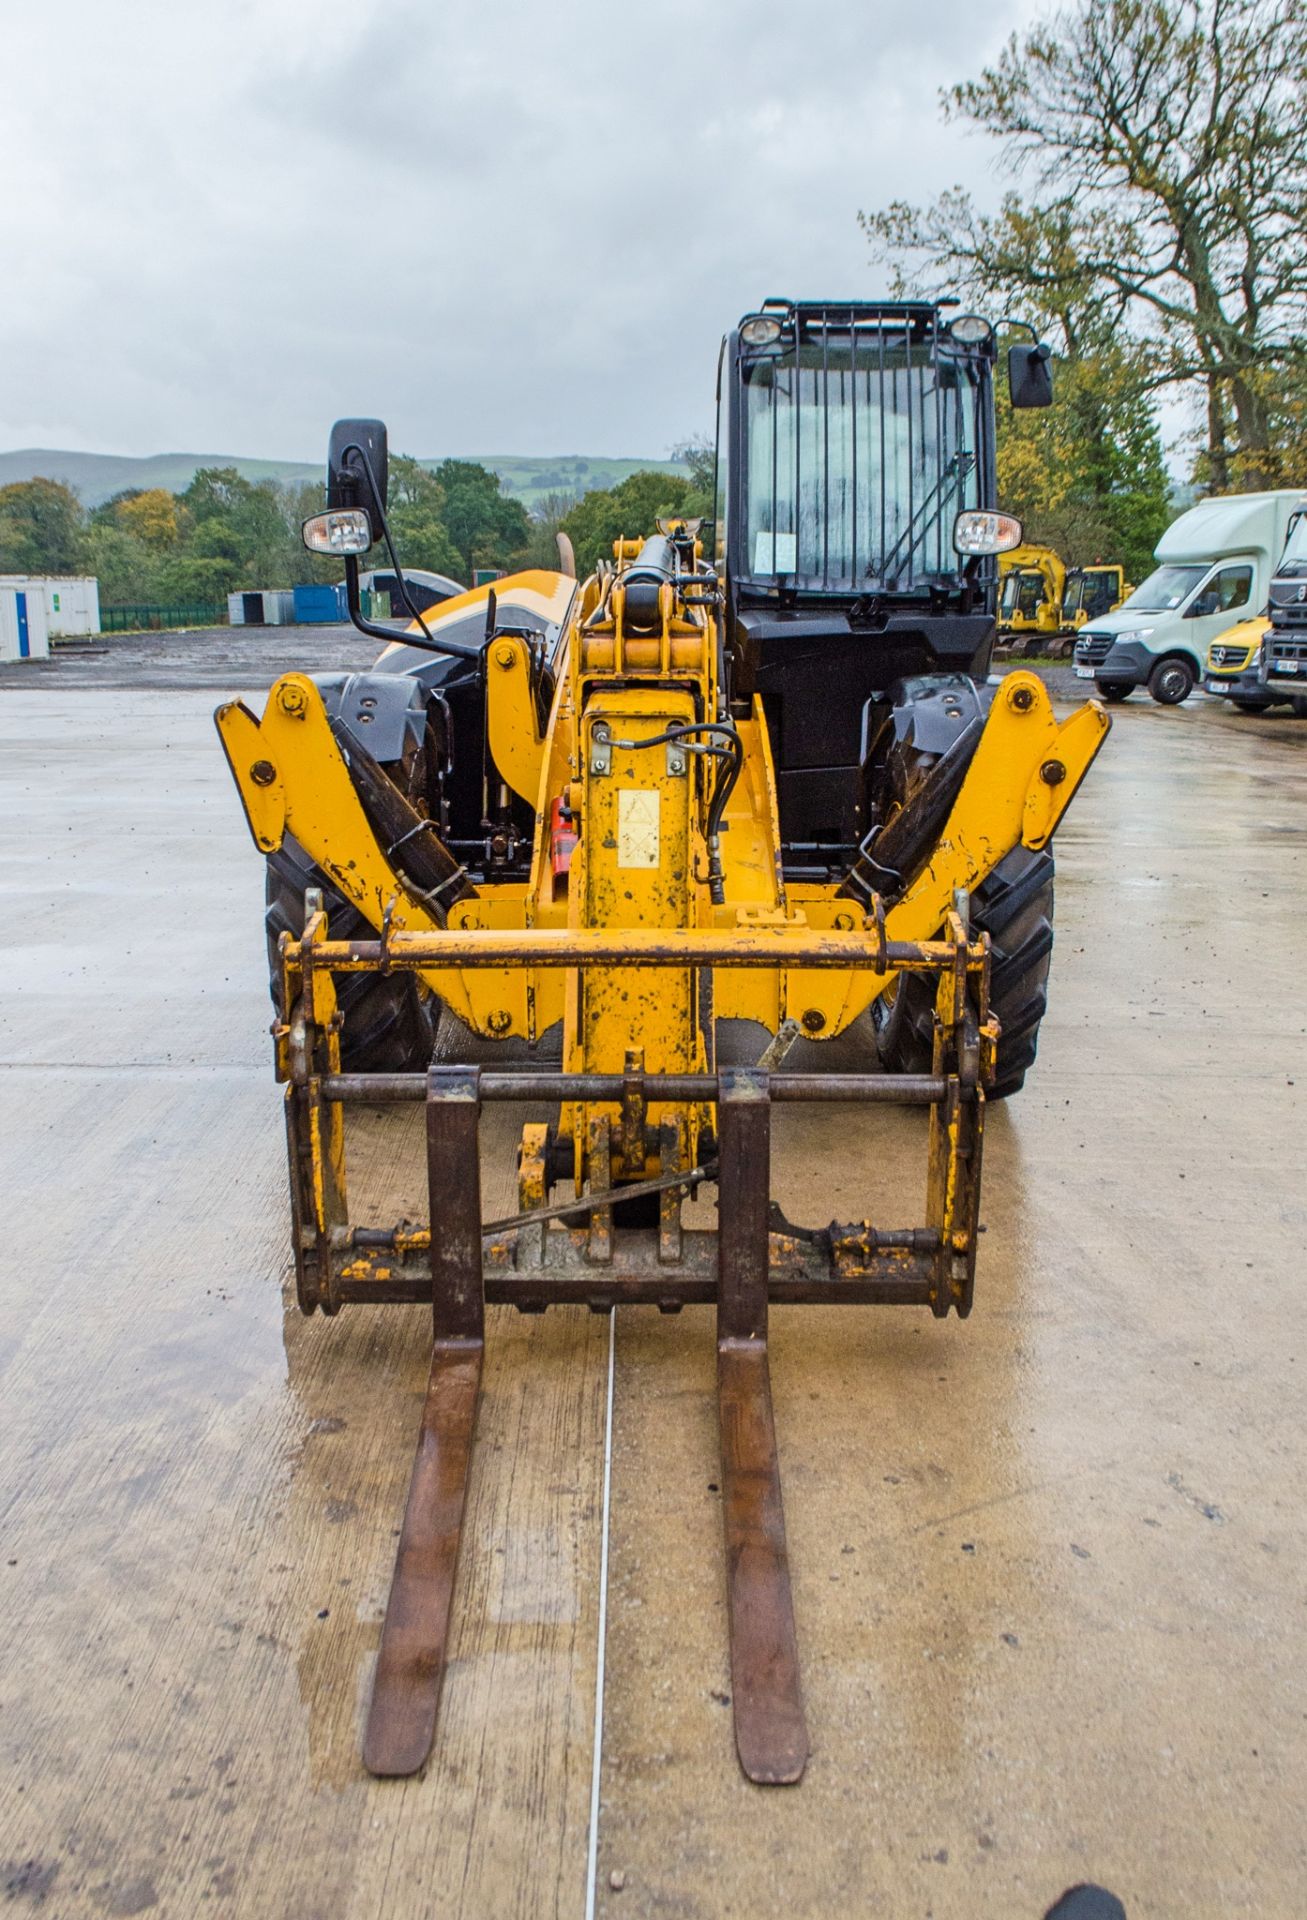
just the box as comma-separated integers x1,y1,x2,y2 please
1072,491,1307,704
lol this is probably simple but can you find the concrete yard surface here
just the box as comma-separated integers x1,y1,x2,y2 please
1,660,1305,1919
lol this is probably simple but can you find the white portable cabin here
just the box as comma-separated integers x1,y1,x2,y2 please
0,584,52,660
228,590,297,626
0,575,100,637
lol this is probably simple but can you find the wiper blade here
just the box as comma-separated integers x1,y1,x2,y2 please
868,451,975,586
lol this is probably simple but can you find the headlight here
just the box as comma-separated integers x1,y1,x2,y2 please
302,508,373,555
950,314,993,346
1115,627,1154,643
954,509,1023,555
740,315,783,348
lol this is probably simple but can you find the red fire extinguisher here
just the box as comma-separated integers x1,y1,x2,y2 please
550,796,577,878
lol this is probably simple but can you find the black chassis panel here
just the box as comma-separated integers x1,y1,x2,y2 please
731,605,995,847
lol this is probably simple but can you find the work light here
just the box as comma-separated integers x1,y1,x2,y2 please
740,315,783,348
954,509,1023,555
302,508,373,555
949,314,993,345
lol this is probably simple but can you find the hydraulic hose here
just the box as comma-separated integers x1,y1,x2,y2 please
837,715,984,909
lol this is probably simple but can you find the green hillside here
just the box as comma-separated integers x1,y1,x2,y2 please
0,448,688,511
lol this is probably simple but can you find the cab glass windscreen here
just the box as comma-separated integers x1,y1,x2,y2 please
1123,564,1207,611
742,324,981,590
1281,514,1307,564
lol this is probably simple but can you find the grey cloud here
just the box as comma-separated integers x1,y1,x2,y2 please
2,0,1041,462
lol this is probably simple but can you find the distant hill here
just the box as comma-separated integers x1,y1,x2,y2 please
0,448,689,511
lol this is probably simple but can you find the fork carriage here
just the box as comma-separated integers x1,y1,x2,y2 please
281,906,991,1782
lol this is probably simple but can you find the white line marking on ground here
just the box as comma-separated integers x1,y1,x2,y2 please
584,1309,617,1920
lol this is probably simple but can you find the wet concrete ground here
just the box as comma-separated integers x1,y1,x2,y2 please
1,650,1305,1918
0,623,378,692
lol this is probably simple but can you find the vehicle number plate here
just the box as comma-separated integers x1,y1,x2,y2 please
1273,660,1302,674
1074,664,1094,678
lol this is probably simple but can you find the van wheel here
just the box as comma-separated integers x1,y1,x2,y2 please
1291,697,1307,718
1147,656,1195,705
1095,683,1131,702
1232,699,1272,714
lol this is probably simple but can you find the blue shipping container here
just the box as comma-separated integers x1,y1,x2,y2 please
293,584,342,624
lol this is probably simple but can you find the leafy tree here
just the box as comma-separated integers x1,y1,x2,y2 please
995,335,1172,577
861,0,1307,490
385,457,465,581
561,470,695,577
178,466,297,589
117,488,180,548
518,490,581,571
82,522,160,604
430,460,531,579
670,435,715,518
0,478,86,573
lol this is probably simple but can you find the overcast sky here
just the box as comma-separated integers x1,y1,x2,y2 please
3,0,1047,462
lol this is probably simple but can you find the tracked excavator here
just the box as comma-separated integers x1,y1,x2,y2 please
217,300,1108,1786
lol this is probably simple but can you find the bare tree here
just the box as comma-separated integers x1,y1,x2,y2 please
861,0,1307,488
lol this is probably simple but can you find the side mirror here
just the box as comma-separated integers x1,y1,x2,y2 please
1008,342,1054,409
327,418,389,543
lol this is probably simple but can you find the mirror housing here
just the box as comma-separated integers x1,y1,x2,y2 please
1008,342,1054,409
327,418,389,543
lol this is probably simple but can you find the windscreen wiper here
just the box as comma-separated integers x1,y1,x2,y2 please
868,451,975,587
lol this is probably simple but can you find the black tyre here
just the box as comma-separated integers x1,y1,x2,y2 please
1147,655,1195,705
1095,682,1131,703
1291,697,1307,719
265,835,436,1071
873,844,1055,1100
1232,699,1272,714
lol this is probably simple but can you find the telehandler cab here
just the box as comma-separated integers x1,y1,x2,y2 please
217,301,1108,1785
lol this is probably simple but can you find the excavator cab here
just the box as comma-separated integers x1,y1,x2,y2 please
1063,564,1129,630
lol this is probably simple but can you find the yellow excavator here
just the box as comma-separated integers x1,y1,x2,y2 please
1061,563,1132,632
997,543,1065,642
216,300,1108,1787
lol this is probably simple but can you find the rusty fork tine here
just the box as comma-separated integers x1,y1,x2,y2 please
718,1343,807,1784
363,1340,482,1776
716,1069,809,1786
363,1066,486,1778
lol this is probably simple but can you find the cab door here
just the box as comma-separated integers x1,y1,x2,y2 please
1181,561,1255,662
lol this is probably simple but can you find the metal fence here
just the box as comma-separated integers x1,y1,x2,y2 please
100,604,228,633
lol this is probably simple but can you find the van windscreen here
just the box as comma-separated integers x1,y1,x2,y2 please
1122,564,1207,612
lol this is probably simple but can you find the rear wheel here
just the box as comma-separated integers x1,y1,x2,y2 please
1095,682,1131,702
873,844,1055,1100
1147,655,1195,705
1291,697,1307,719
1232,699,1272,714
265,835,436,1071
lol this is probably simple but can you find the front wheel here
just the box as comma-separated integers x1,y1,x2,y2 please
265,836,437,1071
1096,682,1132,703
1147,656,1195,705
1291,697,1307,719
873,845,1055,1100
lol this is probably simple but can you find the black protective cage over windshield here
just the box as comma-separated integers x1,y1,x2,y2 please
723,301,997,602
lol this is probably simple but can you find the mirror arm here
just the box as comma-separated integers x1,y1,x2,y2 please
341,553,483,661
337,443,483,663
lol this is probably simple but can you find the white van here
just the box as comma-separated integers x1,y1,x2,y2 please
1072,491,1307,704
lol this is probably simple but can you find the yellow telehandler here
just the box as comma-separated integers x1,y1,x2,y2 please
216,301,1108,1786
